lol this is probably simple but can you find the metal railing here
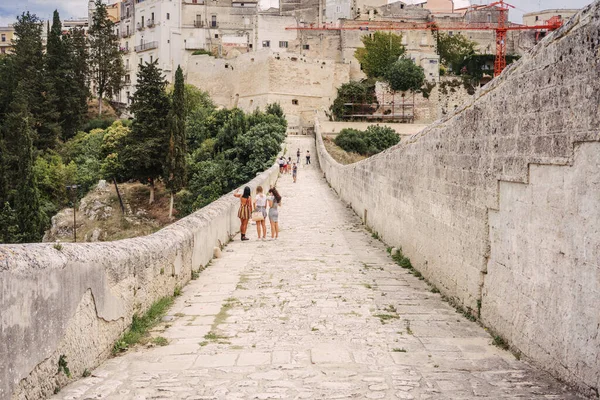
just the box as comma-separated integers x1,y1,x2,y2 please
147,19,155,28
121,31,133,38
136,22,144,31
194,20,204,28
134,41,158,52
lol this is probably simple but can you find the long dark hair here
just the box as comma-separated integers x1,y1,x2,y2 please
268,187,282,203
242,186,251,199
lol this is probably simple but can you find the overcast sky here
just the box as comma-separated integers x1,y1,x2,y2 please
0,0,595,26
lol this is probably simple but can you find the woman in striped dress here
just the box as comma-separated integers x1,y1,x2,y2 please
234,186,253,241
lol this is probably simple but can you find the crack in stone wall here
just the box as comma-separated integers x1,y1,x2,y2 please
315,1,600,395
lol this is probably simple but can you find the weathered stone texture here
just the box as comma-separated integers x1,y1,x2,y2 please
316,2,600,396
0,164,279,400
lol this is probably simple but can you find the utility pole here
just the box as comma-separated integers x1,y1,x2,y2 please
66,185,79,242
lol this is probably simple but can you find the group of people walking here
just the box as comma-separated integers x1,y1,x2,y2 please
235,148,311,241
234,186,282,241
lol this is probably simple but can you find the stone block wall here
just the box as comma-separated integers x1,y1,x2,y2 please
0,164,280,400
316,2,600,396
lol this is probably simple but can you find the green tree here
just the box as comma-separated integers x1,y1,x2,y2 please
434,32,476,73
355,32,406,78
47,10,88,140
265,103,285,119
4,86,44,242
384,58,425,92
216,109,246,155
234,122,286,181
89,0,124,116
122,60,170,204
70,27,90,127
165,66,187,219
11,12,61,149
330,81,376,121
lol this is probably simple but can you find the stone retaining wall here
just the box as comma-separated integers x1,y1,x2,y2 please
0,164,280,400
316,2,600,396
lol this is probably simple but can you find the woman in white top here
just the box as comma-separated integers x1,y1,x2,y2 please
253,186,268,240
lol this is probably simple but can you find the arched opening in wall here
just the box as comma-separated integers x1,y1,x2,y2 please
292,99,299,105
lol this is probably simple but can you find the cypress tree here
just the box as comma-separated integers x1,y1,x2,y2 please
47,11,88,140
123,60,170,204
11,12,60,149
89,0,124,116
4,85,44,242
165,66,188,219
70,27,90,131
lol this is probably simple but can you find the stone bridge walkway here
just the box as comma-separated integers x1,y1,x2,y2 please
53,136,580,400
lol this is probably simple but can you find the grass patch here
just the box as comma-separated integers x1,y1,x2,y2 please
53,243,63,251
174,286,182,297
392,348,407,352
373,313,400,324
191,270,200,280
112,296,174,355
371,231,380,240
492,335,509,350
362,283,374,290
82,369,91,377
58,355,71,378
152,336,168,346
384,304,397,313
405,319,413,335
204,331,229,341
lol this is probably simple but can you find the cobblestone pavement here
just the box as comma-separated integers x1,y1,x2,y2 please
53,137,581,399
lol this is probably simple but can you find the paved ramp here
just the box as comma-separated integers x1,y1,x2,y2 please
52,136,580,399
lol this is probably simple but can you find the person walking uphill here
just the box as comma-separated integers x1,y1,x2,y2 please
306,150,311,165
267,187,282,240
234,186,253,241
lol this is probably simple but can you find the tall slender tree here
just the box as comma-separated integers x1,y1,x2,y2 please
165,66,188,219
88,0,124,116
11,12,61,149
4,85,44,242
122,60,170,204
47,11,89,140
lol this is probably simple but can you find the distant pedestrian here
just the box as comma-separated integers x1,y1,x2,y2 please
292,163,298,183
253,186,267,240
278,156,285,174
234,186,252,241
296,148,301,164
306,150,311,165
287,157,292,174
267,187,282,240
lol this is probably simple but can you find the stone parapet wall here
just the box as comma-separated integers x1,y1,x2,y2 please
0,164,280,400
316,1,600,396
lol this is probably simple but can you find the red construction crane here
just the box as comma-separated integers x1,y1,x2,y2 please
286,1,563,77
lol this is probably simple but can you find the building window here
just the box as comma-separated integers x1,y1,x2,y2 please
262,40,270,47
535,16,539,21
487,13,491,23
126,91,130,104
139,57,143,65
150,55,153,63
292,99,298,105
1,34,5,42
126,7,130,18
151,12,154,21
215,34,219,38
166,13,170,20
1,48,5,54
279,41,288,48
249,43,253,49
302,44,310,50
125,74,131,83
141,16,145,26
211,15,217,28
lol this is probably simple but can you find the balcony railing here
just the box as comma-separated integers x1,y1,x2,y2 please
134,41,158,52
147,19,155,28
136,22,144,31
119,46,130,53
121,31,132,38
194,20,204,28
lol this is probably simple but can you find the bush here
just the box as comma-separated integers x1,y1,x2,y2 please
330,81,376,120
334,125,399,156
192,49,213,56
82,118,115,132
334,129,368,155
363,125,400,154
